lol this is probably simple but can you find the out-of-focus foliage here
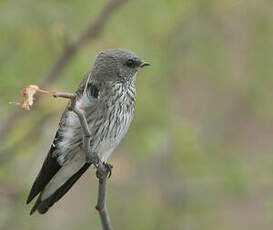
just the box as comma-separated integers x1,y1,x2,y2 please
0,0,273,229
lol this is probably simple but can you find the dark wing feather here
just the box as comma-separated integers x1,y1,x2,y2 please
26,109,67,204
27,72,93,211
26,145,61,204
30,162,91,215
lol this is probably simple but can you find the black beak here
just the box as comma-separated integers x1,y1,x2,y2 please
140,62,150,68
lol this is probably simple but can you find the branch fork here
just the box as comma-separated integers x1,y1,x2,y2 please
55,91,114,230
20,86,114,230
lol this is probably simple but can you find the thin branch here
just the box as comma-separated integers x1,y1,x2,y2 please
0,0,129,141
96,162,113,230
59,92,95,163
3,87,114,229
52,91,113,230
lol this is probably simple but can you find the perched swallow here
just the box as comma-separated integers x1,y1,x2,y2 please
26,49,150,214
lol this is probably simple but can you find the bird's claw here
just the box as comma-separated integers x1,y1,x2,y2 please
95,161,113,179
103,162,113,178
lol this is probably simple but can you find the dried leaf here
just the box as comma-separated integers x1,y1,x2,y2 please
21,85,39,110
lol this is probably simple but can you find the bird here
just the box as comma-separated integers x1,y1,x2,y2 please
26,49,150,215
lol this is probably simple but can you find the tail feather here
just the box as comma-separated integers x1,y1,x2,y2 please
27,147,61,204
30,162,91,215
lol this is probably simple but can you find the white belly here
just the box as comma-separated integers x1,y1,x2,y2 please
95,109,133,162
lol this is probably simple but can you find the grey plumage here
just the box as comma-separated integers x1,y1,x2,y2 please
26,49,149,214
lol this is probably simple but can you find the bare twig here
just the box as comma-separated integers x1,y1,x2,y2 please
96,162,113,230
59,92,95,163
0,0,129,141
53,91,113,230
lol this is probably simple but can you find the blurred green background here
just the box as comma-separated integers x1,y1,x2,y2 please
0,0,273,229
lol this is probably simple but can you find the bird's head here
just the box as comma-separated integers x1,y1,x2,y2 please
91,49,150,83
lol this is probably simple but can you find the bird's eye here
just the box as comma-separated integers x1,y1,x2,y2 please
126,59,135,68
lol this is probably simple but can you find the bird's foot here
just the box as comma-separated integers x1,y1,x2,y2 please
103,162,113,178
96,161,113,179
